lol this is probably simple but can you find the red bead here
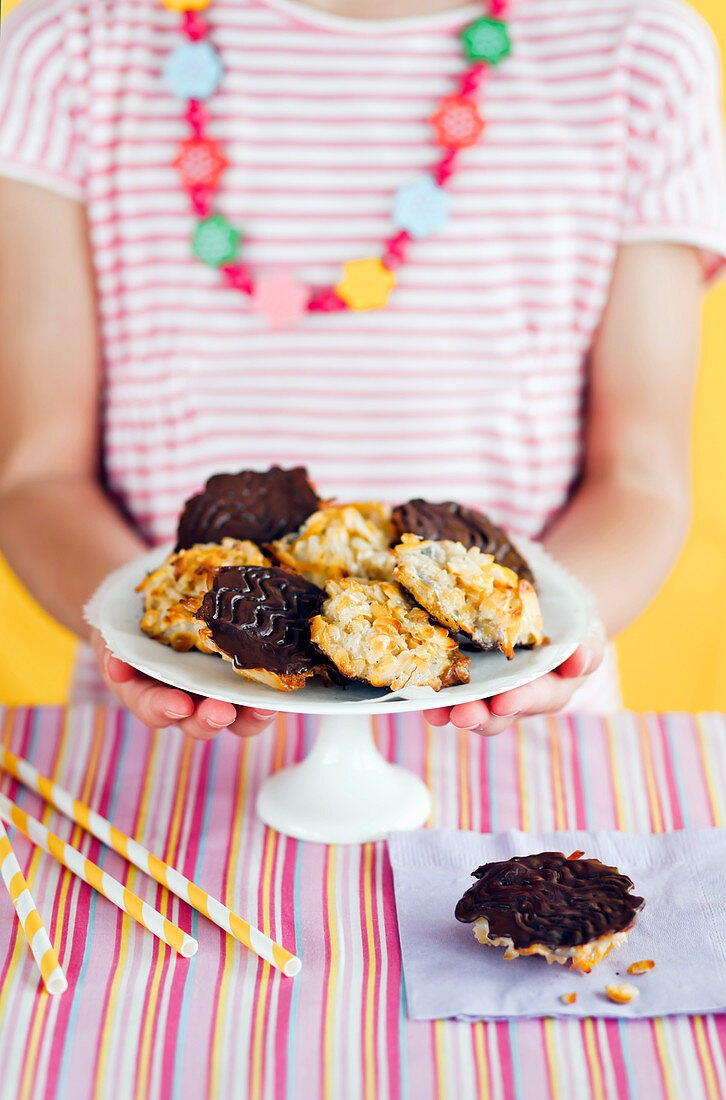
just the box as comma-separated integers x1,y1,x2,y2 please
221,262,254,295
186,100,208,137
431,95,485,150
307,288,348,313
460,63,487,98
383,230,411,270
489,0,508,15
183,10,209,41
434,151,458,186
189,187,211,217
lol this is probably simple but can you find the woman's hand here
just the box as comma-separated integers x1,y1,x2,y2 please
423,621,606,736
91,629,278,740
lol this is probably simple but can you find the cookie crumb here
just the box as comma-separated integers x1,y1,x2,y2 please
606,983,639,1004
627,960,655,975
561,992,577,1005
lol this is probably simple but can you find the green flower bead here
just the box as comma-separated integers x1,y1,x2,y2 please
192,214,240,267
462,17,511,65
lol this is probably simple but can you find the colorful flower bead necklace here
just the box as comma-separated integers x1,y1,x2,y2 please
162,0,511,326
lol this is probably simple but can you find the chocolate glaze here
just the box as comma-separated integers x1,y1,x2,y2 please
392,499,534,584
454,852,644,949
176,466,320,550
196,565,325,675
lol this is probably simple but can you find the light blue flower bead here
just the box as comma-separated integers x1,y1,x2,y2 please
163,41,223,101
393,177,451,239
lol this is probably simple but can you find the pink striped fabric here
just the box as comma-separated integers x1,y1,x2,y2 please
1,0,726,549
1,705,726,1099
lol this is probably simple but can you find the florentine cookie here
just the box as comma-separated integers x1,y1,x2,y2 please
176,466,321,550
392,498,534,584
138,539,269,653
309,578,470,691
393,535,544,659
195,565,327,691
271,502,396,588
455,851,645,973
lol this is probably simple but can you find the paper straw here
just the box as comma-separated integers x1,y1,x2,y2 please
0,747,301,977
0,818,68,995
0,794,197,959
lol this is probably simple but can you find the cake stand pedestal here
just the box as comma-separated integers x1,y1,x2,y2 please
255,711,432,844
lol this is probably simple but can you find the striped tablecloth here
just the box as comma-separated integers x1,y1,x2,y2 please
1,706,725,1100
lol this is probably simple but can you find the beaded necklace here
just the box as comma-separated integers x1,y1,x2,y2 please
161,0,511,326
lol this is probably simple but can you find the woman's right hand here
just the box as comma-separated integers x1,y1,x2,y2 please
91,629,278,740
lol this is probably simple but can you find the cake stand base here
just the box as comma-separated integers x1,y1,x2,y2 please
255,712,432,844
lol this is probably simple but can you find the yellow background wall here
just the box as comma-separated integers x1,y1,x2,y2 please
1,0,725,709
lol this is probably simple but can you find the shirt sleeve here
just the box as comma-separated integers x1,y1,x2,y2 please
0,0,85,201
623,1,726,281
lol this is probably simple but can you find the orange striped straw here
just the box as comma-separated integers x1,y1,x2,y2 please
1,746,300,976
0,817,67,995
0,794,197,958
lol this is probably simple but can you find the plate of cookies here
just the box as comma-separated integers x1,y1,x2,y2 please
87,466,597,715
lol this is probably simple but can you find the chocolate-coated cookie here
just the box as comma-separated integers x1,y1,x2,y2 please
455,852,644,950
176,466,320,550
392,499,534,584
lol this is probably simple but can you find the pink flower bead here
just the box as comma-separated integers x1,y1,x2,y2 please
251,271,309,328
490,0,508,15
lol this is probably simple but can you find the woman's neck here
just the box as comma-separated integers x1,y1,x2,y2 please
291,0,471,20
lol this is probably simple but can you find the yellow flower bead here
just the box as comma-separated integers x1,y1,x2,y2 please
336,258,396,311
161,0,210,11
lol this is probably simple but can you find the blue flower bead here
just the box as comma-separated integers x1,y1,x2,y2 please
393,177,451,239
163,41,223,101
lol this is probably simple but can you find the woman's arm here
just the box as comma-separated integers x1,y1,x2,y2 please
544,241,701,633
0,178,276,738
426,240,703,734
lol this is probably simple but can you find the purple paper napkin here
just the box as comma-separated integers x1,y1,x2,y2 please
387,827,726,1021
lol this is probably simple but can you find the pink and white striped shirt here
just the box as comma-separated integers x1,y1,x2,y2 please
1,0,726,707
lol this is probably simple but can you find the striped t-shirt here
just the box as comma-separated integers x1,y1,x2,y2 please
1,0,726,708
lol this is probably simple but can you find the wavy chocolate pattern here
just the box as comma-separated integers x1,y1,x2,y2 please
196,565,325,675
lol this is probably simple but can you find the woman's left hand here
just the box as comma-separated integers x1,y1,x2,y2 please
424,620,606,736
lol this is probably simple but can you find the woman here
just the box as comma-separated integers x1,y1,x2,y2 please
0,0,724,740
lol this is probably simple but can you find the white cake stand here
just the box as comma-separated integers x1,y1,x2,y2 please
87,536,595,845
256,711,432,844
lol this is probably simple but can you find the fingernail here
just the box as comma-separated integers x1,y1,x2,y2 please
252,710,276,721
493,709,519,719
206,718,230,730
166,708,190,720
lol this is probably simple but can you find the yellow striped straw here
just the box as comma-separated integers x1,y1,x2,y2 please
0,817,67,995
0,793,197,959
0,747,301,977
